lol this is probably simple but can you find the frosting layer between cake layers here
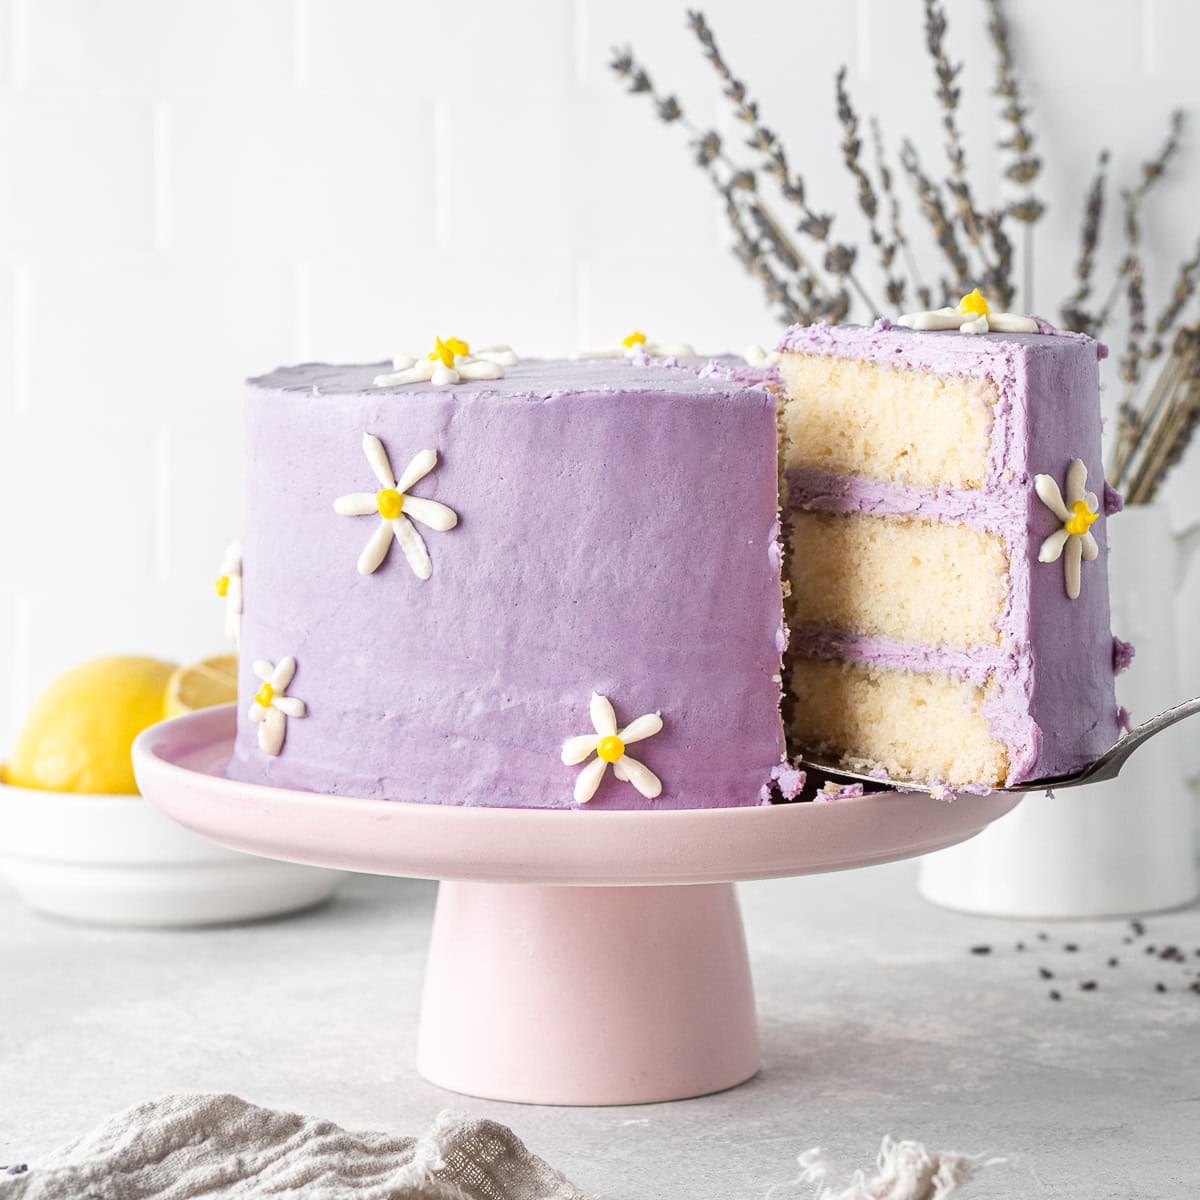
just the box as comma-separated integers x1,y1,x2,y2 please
227,357,786,809
777,320,1122,787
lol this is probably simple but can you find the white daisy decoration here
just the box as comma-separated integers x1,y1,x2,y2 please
374,336,518,387
897,287,1038,335
1035,458,1101,600
214,539,243,647
573,329,695,359
744,343,781,366
334,433,458,579
561,692,664,804
248,656,306,756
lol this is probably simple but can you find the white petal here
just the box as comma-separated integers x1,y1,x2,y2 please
1084,491,1099,513
357,518,394,575
274,695,306,718
1034,474,1070,521
474,345,518,366
395,449,438,494
620,754,662,800
248,702,266,723
612,758,630,782
619,713,662,744
589,692,618,737
374,362,434,386
1066,458,1089,506
561,734,600,765
897,307,959,331
271,656,296,690
220,539,242,573
573,756,608,804
1038,528,1069,563
1064,535,1084,600
1080,531,1100,561
402,494,458,532
252,660,274,682
391,353,417,370
987,312,1039,333
362,433,396,489
430,359,460,386
393,515,432,580
959,314,989,334
456,358,504,380
259,707,286,756
649,342,695,357
334,492,379,516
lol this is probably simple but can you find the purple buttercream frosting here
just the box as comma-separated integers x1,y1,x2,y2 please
228,357,785,809
779,321,1121,786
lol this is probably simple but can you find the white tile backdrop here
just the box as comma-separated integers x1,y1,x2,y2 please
1,0,1198,766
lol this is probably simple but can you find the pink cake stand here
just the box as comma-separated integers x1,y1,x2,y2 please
133,705,1021,1107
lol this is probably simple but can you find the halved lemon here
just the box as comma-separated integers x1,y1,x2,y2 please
164,654,239,718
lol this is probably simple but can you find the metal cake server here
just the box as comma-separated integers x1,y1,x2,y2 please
802,695,1200,796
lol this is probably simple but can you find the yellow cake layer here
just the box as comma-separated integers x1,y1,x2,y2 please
780,353,994,489
789,657,1009,786
788,511,1007,648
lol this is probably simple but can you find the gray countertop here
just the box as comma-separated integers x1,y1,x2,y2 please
2,861,1198,1198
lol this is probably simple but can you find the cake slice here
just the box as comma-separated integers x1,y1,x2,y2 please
777,317,1125,789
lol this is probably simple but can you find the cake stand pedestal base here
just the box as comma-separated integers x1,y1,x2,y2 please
418,881,758,1106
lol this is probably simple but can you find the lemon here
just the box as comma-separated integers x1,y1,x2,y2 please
7,656,177,795
164,655,239,718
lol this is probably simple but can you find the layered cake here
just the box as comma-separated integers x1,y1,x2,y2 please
226,346,787,809
778,299,1124,788
227,307,1126,807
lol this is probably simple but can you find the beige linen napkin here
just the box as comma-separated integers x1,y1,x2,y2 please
0,1094,588,1200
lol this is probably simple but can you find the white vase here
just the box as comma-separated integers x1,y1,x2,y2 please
918,503,1200,919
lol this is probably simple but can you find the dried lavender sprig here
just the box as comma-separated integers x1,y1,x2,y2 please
985,0,1042,309
900,139,972,300
685,9,883,318
1115,325,1199,493
1124,329,1200,502
923,0,1001,289
1095,112,1186,336
871,117,929,309
980,210,1015,311
723,183,810,325
1126,110,1185,247
1119,254,1147,386
1146,238,1200,361
837,68,906,308
1061,150,1110,335
610,44,830,308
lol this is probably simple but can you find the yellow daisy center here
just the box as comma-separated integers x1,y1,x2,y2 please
428,336,469,367
254,682,275,709
958,288,990,317
597,735,625,763
376,488,405,519
215,574,230,597
622,330,647,349
1065,500,1099,536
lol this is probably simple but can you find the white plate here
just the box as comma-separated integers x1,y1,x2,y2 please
0,771,343,927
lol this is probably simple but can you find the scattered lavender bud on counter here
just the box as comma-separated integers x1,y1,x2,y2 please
1064,942,1079,952
970,945,992,955
1015,941,1026,951
1039,967,1054,980
1049,989,1062,1001
1130,919,1145,936
1108,957,1119,967
1080,980,1098,991
1155,983,1168,993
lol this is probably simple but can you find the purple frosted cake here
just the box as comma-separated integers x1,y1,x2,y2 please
227,303,1126,806
226,347,787,809
777,297,1126,789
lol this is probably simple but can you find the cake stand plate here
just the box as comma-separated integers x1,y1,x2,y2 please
133,706,1021,1106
